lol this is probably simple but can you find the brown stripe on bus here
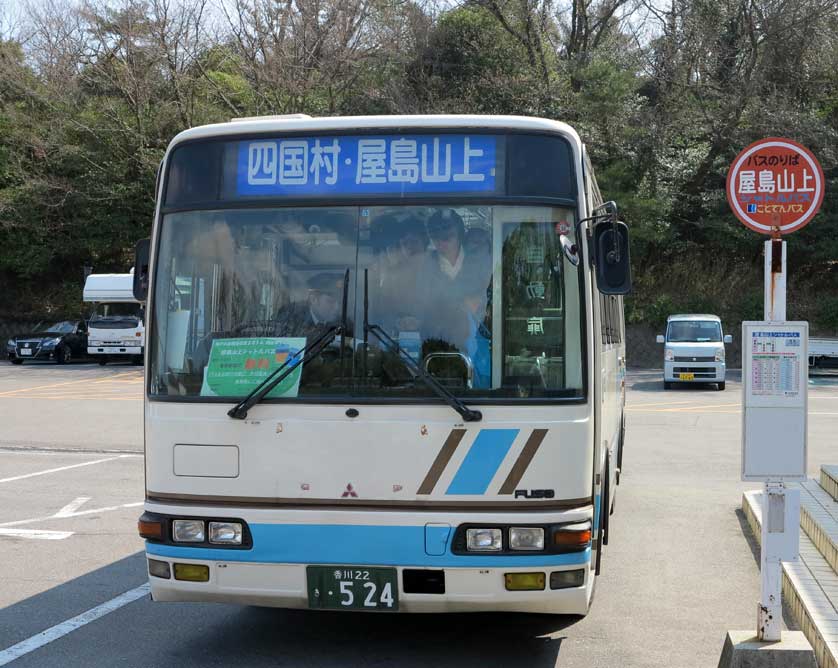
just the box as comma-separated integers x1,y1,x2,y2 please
416,428,467,495
145,491,592,511
497,429,549,494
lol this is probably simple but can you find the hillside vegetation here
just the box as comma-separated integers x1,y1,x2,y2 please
0,0,836,334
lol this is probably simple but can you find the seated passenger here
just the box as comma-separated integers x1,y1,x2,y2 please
275,273,351,341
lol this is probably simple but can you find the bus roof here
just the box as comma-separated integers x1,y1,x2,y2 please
667,314,722,322
166,114,583,154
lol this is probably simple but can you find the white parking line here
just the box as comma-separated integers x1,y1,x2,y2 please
0,456,131,484
0,584,150,666
0,528,73,540
0,501,144,528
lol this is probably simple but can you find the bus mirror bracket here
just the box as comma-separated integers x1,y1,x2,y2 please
133,238,151,302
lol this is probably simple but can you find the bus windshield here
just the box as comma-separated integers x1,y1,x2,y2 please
150,204,584,401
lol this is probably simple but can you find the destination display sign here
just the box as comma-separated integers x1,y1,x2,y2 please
237,135,497,197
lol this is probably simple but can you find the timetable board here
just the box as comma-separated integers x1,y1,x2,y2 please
741,321,808,482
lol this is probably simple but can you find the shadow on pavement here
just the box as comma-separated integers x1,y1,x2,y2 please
0,552,149,650
1,551,573,668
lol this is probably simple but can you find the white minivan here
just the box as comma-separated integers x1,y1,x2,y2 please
656,314,732,390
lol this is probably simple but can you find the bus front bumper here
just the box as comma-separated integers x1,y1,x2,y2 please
143,556,592,614
141,503,595,615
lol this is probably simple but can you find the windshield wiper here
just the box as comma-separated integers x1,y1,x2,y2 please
363,269,482,423
228,269,350,420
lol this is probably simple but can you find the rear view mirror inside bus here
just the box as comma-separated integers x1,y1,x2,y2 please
133,238,150,302
593,222,631,295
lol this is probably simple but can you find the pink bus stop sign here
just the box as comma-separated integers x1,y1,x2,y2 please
726,137,824,235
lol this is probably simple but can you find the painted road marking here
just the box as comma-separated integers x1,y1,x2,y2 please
0,501,144,528
627,399,698,409
656,402,740,412
0,528,73,540
54,497,92,517
0,455,132,484
0,447,142,456
0,584,150,666
1,395,140,402
0,371,139,397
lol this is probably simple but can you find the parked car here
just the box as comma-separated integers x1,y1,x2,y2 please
656,314,733,390
6,320,89,365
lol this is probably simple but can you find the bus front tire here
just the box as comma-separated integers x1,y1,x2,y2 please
99,358,107,366
663,381,672,390
717,382,725,391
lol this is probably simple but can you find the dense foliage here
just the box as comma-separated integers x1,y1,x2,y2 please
0,0,836,332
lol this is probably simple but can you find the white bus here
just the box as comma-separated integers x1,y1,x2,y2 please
135,115,630,616
83,272,145,365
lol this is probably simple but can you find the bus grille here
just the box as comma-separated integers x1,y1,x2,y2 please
674,356,715,362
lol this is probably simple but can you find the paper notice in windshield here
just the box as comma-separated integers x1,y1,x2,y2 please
200,337,306,398
750,330,802,397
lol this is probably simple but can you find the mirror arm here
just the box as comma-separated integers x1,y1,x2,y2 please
577,200,621,266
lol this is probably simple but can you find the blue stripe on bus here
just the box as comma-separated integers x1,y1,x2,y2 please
145,523,591,568
446,429,519,495
593,494,600,532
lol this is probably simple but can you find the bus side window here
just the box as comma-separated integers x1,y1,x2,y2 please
616,296,624,344
609,296,619,344
599,295,607,346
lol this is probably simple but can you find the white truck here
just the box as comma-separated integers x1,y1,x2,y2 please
83,273,145,365
810,337,838,367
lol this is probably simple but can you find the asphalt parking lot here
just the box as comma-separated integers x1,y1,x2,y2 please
2,361,838,667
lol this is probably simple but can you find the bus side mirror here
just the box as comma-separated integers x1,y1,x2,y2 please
133,238,150,302
594,221,631,295
656,335,665,344
724,335,733,344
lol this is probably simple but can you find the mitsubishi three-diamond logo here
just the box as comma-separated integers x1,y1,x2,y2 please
341,483,358,498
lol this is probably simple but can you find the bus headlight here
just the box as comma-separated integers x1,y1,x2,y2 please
715,348,725,362
208,521,242,545
509,527,545,551
466,528,502,551
664,348,674,362
172,519,205,543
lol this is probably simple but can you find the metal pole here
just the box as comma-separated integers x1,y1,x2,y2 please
764,239,786,322
757,238,787,642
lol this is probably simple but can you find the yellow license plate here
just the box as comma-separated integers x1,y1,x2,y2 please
679,373,694,381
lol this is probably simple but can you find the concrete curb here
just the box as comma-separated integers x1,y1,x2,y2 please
743,491,838,668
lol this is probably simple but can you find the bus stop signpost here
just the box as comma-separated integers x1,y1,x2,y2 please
727,137,824,647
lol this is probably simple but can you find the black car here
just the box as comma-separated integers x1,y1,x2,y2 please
6,320,89,365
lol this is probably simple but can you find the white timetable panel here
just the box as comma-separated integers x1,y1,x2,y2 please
742,321,808,482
